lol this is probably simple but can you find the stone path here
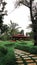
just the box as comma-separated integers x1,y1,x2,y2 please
14,49,37,65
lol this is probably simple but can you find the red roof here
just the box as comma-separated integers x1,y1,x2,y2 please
12,34,29,38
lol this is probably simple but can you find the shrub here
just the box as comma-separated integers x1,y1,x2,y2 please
15,44,37,54
5,42,15,47
0,46,8,54
0,41,17,65
29,46,37,54
0,33,10,41
1,48,17,65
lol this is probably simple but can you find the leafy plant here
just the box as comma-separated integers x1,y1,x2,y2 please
0,46,8,55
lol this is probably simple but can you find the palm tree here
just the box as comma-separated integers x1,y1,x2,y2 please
15,0,37,45
9,20,21,36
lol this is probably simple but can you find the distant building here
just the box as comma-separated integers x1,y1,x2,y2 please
12,34,30,40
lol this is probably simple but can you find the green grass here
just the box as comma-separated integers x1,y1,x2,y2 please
0,41,17,65
15,40,37,54
0,41,15,46
16,40,34,46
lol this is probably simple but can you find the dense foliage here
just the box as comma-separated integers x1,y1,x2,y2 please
15,40,37,54
0,0,7,32
0,41,17,65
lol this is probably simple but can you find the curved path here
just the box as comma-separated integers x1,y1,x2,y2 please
14,49,37,65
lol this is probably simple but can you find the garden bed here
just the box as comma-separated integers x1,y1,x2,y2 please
0,41,17,65
15,40,37,54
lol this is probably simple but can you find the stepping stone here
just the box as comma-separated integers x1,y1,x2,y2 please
15,55,18,57
25,59,34,62
25,53,30,55
16,58,22,61
20,54,24,56
29,54,35,57
16,61,23,63
27,63,36,65
32,57,37,59
22,55,28,58
35,60,37,62
24,57,31,60
21,52,26,54
16,56,20,58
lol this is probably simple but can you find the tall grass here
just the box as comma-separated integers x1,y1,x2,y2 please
0,41,17,65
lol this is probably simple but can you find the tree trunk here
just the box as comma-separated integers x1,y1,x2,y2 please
30,0,37,45
33,18,37,45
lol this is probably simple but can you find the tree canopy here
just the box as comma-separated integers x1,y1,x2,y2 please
0,0,7,32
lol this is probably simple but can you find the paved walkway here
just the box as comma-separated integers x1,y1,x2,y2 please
14,49,37,65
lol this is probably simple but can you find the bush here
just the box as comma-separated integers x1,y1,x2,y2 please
0,41,17,65
29,46,37,54
4,42,15,47
5,44,15,47
15,44,37,54
0,46,8,54
0,33,10,41
1,48,17,65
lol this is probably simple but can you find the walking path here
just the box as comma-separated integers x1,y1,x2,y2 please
14,49,37,65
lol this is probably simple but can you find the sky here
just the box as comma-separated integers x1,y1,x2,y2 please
4,0,32,35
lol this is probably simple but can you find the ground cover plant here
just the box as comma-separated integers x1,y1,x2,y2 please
15,40,37,54
0,41,17,65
